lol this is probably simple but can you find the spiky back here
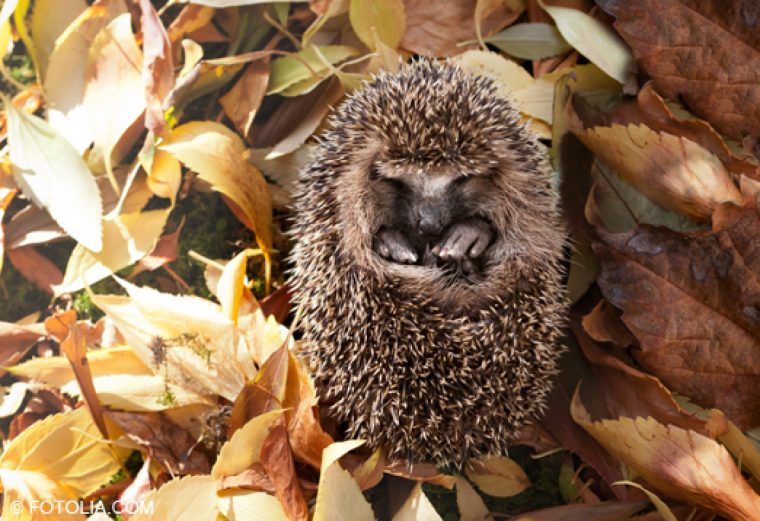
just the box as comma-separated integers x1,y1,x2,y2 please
289,60,567,466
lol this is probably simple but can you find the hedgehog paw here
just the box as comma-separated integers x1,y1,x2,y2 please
432,218,493,261
374,228,419,264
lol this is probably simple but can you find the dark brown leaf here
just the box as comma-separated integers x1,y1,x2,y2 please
7,246,64,295
260,423,308,521
594,203,760,428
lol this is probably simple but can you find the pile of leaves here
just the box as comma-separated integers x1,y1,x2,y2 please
1,0,760,519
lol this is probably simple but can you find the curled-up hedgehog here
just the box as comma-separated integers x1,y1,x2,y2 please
289,59,567,467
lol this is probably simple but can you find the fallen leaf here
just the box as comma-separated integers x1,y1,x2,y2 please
139,0,174,138
613,481,677,521
0,383,27,419
464,455,531,498
29,0,87,79
0,468,84,521
349,0,405,50
572,391,760,521
213,410,283,479
55,209,170,295
538,0,634,86
162,122,273,287
594,203,760,428
6,246,63,295
0,319,46,372
512,501,648,521
267,45,360,96
167,4,216,42
107,410,211,475
581,299,635,347
567,93,742,221
401,0,519,56
391,482,441,521
455,475,490,521
260,424,309,521
313,440,375,521
0,408,125,497
485,22,571,60
130,475,218,521
597,0,760,146
3,94,103,251
119,457,153,521
384,462,456,489
220,59,270,137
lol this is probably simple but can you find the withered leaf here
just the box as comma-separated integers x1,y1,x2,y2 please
598,0,760,148
260,423,309,521
594,203,760,429
107,410,210,475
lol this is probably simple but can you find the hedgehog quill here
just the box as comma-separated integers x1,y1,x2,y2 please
290,60,567,467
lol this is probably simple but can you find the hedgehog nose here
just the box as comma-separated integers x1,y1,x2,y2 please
417,207,444,236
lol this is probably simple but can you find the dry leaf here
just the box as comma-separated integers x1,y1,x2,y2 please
313,440,375,521
212,410,283,479
29,0,87,79
572,391,760,521
139,0,174,138
349,0,405,50
220,59,270,138
512,501,647,521
391,482,441,521
6,246,63,295
260,424,309,521
594,203,760,428
465,455,531,498
455,475,490,521
130,475,218,521
217,490,289,520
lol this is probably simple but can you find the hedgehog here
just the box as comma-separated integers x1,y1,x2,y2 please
289,59,567,467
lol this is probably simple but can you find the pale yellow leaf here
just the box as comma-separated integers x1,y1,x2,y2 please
147,148,181,202
538,0,634,86
3,94,103,252
30,0,87,78
83,13,145,189
613,480,677,521
0,468,84,521
455,475,490,521
0,408,124,497
217,249,257,324
391,482,442,521
217,490,288,521
314,440,375,521
0,383,28,418
9,345,151,387
131,475,218,521
45,0,127,153
465,455,531,498
454,49,533,94
62,374,212,411
212,410,283,479
55,209,169,295
349,0,405,50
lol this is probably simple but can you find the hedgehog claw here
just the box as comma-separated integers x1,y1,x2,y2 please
374,228,419,264
434,218,493,262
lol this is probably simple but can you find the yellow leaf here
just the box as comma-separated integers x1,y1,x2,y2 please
30,0,87,79
464,455,531,498
613,480,678,521
55,209,169,295
161,121,273,289
147,148,182,202
391,482,442,521
0,468,84,521
0,408,124,497
217,490,288,521
3,94,103,252
9,345,152,387
349,0,405,50
538,0,634,87
45,0,127,153
83,12,145,192
455,50,534,94
131,475,218,521
217,249,260,324
572,391,760,521
314,440,375,521
212,410,283,479
455,475,490,521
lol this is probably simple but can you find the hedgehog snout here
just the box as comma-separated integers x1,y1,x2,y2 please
416,204,446,236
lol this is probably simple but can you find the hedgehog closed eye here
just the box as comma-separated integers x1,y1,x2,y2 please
289,58,567,467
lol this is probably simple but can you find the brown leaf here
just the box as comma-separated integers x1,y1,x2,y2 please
7,246,63,295
217,462,275,494
8,387,72,440
513,500,648,521
260,284,291,324
597,0,760,148
572,391,760,521
567,91,743,221
573,323,727,437
49,313,109,440
130,217,184,276
167,4,215,43
228,342,289,436
384,461,456,489
464,455,531,497
220,59,270,139
0,320,45,377
107,410,211,475
594,203,760,429
581,299,635,347
260,423,309,521
139,0,174,138
400,0,520,56
0,183,17,273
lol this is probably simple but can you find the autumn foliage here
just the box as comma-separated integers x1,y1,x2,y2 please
1,0,760,520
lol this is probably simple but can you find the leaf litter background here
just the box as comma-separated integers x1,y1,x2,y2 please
0,0,759,520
